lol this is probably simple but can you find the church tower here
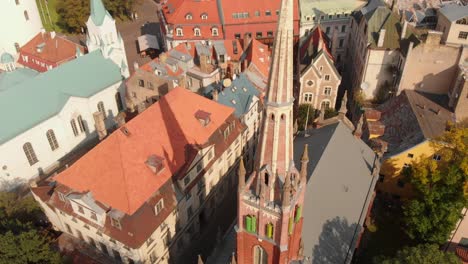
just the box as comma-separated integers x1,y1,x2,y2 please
86,0,129,77
236,0,308,262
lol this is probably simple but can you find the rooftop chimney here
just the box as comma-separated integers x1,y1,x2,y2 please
114,112,127,127
212,89,219,101
93,111,107,140
377,29,386,48
195,110,211,126
145,155,164,174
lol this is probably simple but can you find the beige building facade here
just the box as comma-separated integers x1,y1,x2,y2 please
436,3,468,47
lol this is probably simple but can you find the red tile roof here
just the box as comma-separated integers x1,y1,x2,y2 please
299,27,333,61
54,87,235,215
18,32,85,72
221,0,299,25
247,39,271,79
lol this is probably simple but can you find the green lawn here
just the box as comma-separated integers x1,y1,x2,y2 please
36,0,61,32
355,200,415,263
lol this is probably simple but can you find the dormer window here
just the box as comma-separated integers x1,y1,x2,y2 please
201,13,208,20
212,27,219,36
111,217,122,230
176,27,183,36
185,13,192,20
195,110,211,126
146,155,165,174
194,27,201,37
155,199,164,215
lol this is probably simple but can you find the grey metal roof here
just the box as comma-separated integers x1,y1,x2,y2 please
195,42,211,56
439,3,468,22
294,121,378,263
213,41,227,55
168,49,193,62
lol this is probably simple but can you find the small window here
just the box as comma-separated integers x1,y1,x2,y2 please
407,153,414,158
433,154,441,161
265,10,271,16
176,28,183,36
46,129,59,151
339,39,344,48
267,31,273,37
212,27,219,36
304,93,313,103
201,13,208,20
78,206,84,214
255,11,260,16
77,115,86,133
196,162,203,173
324,74,330,81
324,87,332,95
245,215,257,233
184,176,190,186
328,15,332,19
458,31,468,40
185,13,192,20
321,101,331,109
256,32,263,38
341,25,346,33
276,10,279,15
326,27,331,35
97,102,106,118
320,15,325,20
90,212,97,221
24,10,29,21
155,199,164,215
110,217,122,229
194,28,201,37
70,119,79,136
306,80,314,86
266,223,274,238
138,79,145,87
234,33,241,39
15,0,20,5
23,142,38,165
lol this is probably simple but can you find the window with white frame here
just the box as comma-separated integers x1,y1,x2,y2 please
324,74,330,81
201,13,208,20
324,87,332,95
185,13,192,20
194,27,201,37
304,93,313,103
155,199,164,215
212,27,219,36
176,27,183,36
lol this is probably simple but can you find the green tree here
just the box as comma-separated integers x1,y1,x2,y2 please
0,192,61,263
403,126,468,244
297,104,316,131
374,244,461,264
56,0,140,33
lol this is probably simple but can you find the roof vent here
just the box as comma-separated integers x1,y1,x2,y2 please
36,43,45,53
195,110,211,127
120,126,131,136
145,155,165,174
231,99,237,105
231,86,237,92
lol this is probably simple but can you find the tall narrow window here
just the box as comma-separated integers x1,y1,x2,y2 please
97,102,106,118
194,28,201,37
266,223,274,239
70,119,79,136
115,92,123,112
46,129,59,150
23,142,38,165
24,10,29,21
253,245,268,264
77,115,85,133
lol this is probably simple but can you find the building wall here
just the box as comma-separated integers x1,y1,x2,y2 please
449,64,468,122
361,49,400,99
186,68,220,93
377,141,436,198
0,81,123,190
398,38,461,95
299,54,341,109
0,0,43,54
447,208,468,252
437,13,468,47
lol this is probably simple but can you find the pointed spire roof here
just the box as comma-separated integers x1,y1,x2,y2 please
301,144,309,162
266,0,294,104
90,0,109,26
282,174,291,207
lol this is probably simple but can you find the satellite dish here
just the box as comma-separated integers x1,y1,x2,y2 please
361,82,370,90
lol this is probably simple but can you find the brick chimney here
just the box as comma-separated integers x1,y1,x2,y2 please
93,111,107,140
377,29,386,48
114,112,127,127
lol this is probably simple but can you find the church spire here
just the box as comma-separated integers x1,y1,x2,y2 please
90,0,108,26
257,0,295,180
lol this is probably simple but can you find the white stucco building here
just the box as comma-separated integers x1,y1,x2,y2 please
0,0,128,190
0,0,43,55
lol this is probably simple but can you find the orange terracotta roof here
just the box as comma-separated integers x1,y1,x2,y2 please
54,87,234,215
19,32,84,65
299,27,333,61
162,0,221,25
249,39,271,78
222,39,244,61
221,0,299,25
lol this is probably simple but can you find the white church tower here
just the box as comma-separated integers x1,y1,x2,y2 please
86,0,129,77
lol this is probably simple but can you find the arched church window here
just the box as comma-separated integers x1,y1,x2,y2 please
23,142,38,166
46,129,59,151
253,245,268,264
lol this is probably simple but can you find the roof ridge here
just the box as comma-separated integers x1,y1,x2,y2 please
116,132,132,213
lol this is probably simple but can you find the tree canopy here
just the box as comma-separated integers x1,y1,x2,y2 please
403,126,468,244
56,0,140,33
0,192,61,263
374,244,461,264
